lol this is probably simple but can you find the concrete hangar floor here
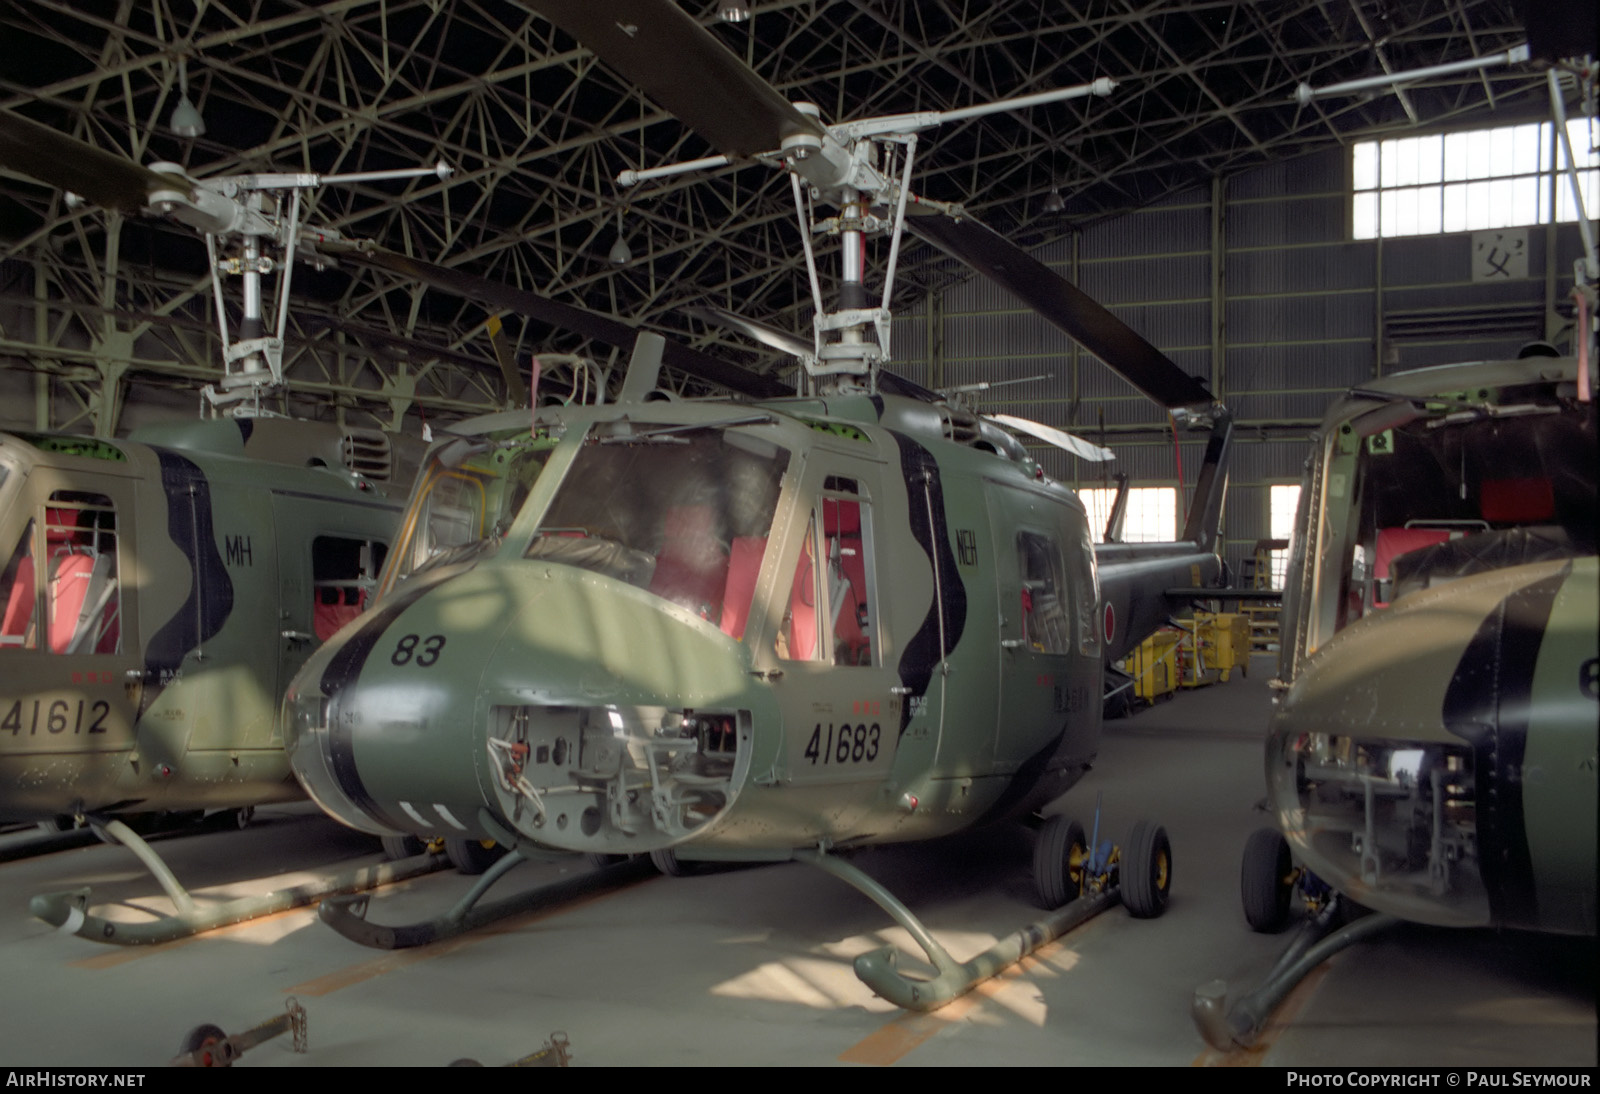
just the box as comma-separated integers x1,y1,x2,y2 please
0,655,1593,1068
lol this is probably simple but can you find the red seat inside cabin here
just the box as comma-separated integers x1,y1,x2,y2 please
314,586,368,642
648,504,730,620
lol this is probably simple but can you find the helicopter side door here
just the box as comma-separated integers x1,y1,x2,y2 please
271,493,393,746
0,476,142,812
985,482,1096,770
768,466,904,787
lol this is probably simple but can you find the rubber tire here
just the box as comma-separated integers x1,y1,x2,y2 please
232,806,254,830
1032,815,1088,909
1121,820,1172,918
445,838,506,875
649,848,691,877
586,852,631,868
178,1023,230,1067
1241,827,1295,933
382,834,426,861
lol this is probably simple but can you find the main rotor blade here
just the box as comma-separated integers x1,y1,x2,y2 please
525,0,825,159
0,109,193,213
908,212,1214,411
986,414,1116,462
328,241,788,400
684,305,811,359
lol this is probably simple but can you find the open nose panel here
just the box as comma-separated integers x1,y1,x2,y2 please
483,702,752,854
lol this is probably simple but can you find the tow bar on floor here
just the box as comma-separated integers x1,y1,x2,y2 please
171,998,308,1067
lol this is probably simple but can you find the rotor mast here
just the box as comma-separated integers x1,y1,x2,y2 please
618,80,1117,395
186,163,453,416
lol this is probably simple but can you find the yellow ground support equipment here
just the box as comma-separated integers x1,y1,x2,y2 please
1127,628,1184,703
1122,612,1249,704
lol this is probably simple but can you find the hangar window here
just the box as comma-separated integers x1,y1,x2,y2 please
1267,483,1301,589
1352,119,1598,239
1077,486,1177,544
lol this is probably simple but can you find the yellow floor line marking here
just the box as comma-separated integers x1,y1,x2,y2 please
287,874,655,997
1190,963,1332,1067
840,914,1109,1066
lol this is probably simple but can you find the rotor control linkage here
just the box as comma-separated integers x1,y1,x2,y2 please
171,998,308,1068
28,817,448,946
1191,907,1399,1052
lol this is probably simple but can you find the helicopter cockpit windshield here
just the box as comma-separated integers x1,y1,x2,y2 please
524,426,790,634
1335,391,1596,630
380,431,558,594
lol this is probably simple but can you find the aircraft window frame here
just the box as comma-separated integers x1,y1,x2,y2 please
776,476,879,667
311,535,389,642
1016,528,1072,656
525,426,792,632
41,491,121,656
382,434,557,594
0,519,38,651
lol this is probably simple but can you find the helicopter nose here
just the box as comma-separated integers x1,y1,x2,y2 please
284,562,772,853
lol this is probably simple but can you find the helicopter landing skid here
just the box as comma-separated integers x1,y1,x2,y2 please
317,850,657,949
796,846,1125,1012
1191,905,1399,1051
28,817,449,945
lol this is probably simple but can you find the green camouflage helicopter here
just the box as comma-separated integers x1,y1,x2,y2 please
0,108,443,943
1192,53,1599,1049
1193,350,1597,1048
281,0,1237,1012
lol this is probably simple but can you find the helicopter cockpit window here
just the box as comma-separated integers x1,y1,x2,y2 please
778,478,877,666
385,434,555,591
34,492,121,655
1017,530,1071,655
1343,401,1595,623
526,428,790,634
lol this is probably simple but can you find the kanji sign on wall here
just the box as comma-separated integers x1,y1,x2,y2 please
1471,228,1529,282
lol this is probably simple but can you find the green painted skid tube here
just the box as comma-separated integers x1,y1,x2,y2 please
1191,912,1399,1051
796,848,1123,1012
317,853,657,949
30,838,450,945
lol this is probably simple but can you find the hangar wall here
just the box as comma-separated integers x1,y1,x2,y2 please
893,145,1591,579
